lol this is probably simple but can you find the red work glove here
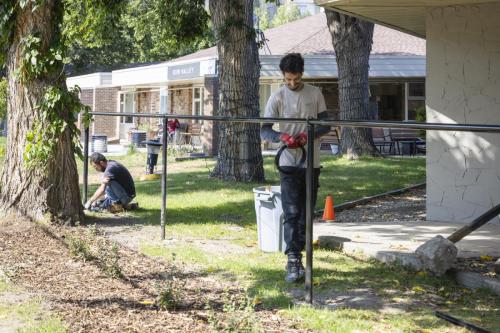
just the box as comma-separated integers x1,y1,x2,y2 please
295,132,307,146
280,133,300,149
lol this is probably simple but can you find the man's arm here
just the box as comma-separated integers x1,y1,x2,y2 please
261,123,281,142
315,111,331,139
84,178,108,209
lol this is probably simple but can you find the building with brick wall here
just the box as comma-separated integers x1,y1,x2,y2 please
67,13,425,156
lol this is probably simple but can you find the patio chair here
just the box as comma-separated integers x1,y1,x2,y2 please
320,127,341,155
188,123,203,150
389,128,420,155
372,127,395,154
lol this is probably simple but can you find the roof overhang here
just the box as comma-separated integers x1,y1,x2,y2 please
315,0,500,38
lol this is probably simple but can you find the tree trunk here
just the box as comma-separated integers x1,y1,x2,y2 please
209,0,265,182
325,10,381,159
0,0,83,223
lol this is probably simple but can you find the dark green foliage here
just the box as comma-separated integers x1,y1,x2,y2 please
63,0,213,75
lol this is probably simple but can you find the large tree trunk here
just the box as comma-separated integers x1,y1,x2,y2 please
325,10,380,159
0,0,83,223
209,0,265,182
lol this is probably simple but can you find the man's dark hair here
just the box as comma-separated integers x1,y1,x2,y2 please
279,53,304,74
90,152,107,164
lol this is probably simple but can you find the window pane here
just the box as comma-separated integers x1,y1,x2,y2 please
370,83,404,121
408,100,425,121
409,83,425,97
195,101,201,115
194,88,200,99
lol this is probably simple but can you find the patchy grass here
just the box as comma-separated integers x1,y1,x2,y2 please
9,147,496,331
97,154,499,333
141,244,500,332
0,278,67,333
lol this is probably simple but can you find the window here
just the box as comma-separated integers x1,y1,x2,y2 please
119,93,135,123
407,82,425,121
369,83,405,121
193,87,204,123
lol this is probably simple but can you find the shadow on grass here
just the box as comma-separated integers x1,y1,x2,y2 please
244,254,499,331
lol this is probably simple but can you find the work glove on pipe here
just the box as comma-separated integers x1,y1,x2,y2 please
280,133,300,149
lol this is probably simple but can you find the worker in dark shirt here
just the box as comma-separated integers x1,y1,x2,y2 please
84,153,137,213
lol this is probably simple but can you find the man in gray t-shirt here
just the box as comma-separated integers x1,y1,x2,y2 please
261,53,330,283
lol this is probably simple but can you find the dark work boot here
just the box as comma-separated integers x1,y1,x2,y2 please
297,257,305,280
285,254,304,283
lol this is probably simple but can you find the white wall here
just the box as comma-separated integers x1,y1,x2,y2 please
66,73,112,89
426,4,500,223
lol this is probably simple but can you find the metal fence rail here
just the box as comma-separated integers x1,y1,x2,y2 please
84,111,500,304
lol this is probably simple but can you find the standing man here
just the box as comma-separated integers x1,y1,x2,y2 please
261,53,330,283
84,153,137,213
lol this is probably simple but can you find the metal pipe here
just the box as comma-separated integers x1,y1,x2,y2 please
89,112,500,133
160,117,168,240
305,120,315,304
83,125,90,204
435,311,490,333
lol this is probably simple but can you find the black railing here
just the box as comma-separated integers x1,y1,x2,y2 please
84,112,500,303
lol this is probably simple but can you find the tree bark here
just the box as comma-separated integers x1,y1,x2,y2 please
0,0,83,223
209,0,265,182
325,10,381,159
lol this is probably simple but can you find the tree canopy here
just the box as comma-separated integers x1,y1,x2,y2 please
63,0,213,75
255,0,307,30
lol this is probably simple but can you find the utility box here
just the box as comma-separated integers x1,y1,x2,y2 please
253,186,285,252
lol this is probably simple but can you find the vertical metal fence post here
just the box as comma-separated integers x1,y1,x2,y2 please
83,125,90,204
161,116,168,240
305,120,315,304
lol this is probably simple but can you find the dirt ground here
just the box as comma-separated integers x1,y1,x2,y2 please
0,217,304,332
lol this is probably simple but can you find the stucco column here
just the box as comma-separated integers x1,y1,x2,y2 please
426,4,500,223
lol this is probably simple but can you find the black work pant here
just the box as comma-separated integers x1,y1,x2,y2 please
280,167,321,256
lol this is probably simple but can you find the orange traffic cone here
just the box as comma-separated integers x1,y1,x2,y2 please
322,194,335,222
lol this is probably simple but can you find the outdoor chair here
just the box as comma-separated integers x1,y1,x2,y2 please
372,127,395,155
319,127,341,155
389,128,422,155
188,123,203,150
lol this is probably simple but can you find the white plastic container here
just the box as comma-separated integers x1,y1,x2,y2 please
253,186,286,252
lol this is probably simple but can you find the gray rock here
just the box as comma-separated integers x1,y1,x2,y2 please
495,258,500,274
415,235,458,276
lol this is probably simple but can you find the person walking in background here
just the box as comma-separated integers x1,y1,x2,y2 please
261,53,330,283
167,118,180,142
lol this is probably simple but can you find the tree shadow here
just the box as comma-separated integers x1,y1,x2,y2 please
243,252,499,331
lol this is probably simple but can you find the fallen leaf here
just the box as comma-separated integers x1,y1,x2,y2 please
412,286,425,293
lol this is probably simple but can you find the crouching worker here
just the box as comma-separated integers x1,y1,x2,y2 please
84,153,137,213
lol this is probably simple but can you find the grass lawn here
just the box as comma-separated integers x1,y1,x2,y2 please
84,153,499,332
0,280,66,332
2,143,498,332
